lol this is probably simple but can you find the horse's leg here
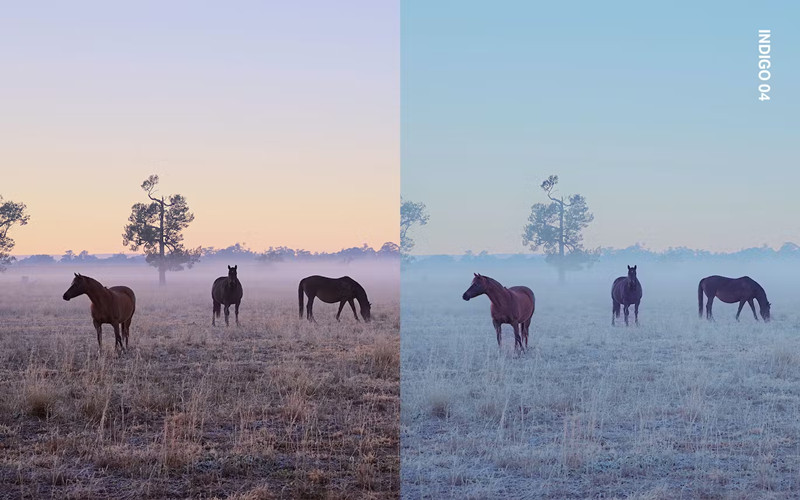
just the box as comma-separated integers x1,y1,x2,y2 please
623,304,630,326
212,300,218,326
94,320,103,351
634,302,640,326
523,318,531,350
235,302,240,327
736,300,746,321
747,299,758,321
512,322,522,352
123,318,131,349
307,295,316,322
336,300,346,321
612,299,619,326
493,320,502,347
348,299,359,321
224,304,230,327
112,323,123,354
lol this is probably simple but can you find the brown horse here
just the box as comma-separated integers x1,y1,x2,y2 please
62,273,136,352
298,275,371,322
462,273,535,351
612,265,643,326
212,265,243,326
698,275,771,322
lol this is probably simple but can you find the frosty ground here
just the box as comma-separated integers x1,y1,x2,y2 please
401,259,800,499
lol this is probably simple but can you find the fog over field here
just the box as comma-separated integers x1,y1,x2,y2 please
0,259,399,499
401,257,800,498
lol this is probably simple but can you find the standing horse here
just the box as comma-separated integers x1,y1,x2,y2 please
612,265,642,326
698,275,771,322
298,275,371,322
212,265,243,326
62,273,136,352
462,273,535,352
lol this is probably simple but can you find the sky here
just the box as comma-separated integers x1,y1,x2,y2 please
1,1,398,255
402,1,800,255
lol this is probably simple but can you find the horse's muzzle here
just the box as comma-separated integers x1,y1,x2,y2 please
62,293,70,301
462,293,470,301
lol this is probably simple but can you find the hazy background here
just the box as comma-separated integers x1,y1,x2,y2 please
402,0,800,255
2,1,398,255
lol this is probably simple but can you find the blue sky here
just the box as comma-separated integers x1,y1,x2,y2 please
402,1,800,254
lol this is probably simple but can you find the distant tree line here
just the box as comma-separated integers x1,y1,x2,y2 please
406,242,800,268
10,242,399,267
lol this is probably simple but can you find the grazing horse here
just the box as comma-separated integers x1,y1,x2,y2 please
612,265,643,326
62,273,136,352
698,275,771,322
212,265,243,326
462,273,535,352
298,275,371,322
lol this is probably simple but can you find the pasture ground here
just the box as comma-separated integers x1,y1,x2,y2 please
0,261,399,499
402,261,800,499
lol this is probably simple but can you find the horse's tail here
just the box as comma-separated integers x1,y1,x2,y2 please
612,299,621,318
213,300,221,318
697,279,704,318
298,279,305,319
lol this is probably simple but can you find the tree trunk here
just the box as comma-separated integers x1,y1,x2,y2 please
159,197,166,286
558,197,565,284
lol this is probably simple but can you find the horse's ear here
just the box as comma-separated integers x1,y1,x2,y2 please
627,265,631,270
74,272,78,277
228,265,232,270
234,265,237,270
474,273,478,277
633,265,637,271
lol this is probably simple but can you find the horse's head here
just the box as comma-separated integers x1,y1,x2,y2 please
761,301,771,322
627,265,637,282
463,273,487,301
63,273,87,301
361,301,372,323
227,265,238,283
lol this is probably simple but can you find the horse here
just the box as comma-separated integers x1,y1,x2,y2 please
612,265,642,326
298,275,371,322
462,273,535,352
698,275,771,322
212,265,243,326
62,273,136,352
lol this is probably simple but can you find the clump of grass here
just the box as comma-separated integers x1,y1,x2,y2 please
22,368,60,420
364,338,400,379
771,345,800,379
427,388,451,419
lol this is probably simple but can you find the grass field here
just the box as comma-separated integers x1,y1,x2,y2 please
401,261,800,499
0,261,399,499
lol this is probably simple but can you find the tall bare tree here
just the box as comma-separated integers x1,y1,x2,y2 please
400,198,429,262
522,175,596,283
0,196,30,271
122,175,201,285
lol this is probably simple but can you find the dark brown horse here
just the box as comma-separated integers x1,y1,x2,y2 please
698,275,771,322
62,273,136,352
462,273,535,351
298,275,371,322
612,265,642,326
212,265,243,326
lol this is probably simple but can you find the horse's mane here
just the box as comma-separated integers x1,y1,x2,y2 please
79,275,103,289
350,278,369,304
479,275,514,306
753,281,768,302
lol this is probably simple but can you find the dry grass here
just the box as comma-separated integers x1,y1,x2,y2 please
0,262,399,499
402,263,800,498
